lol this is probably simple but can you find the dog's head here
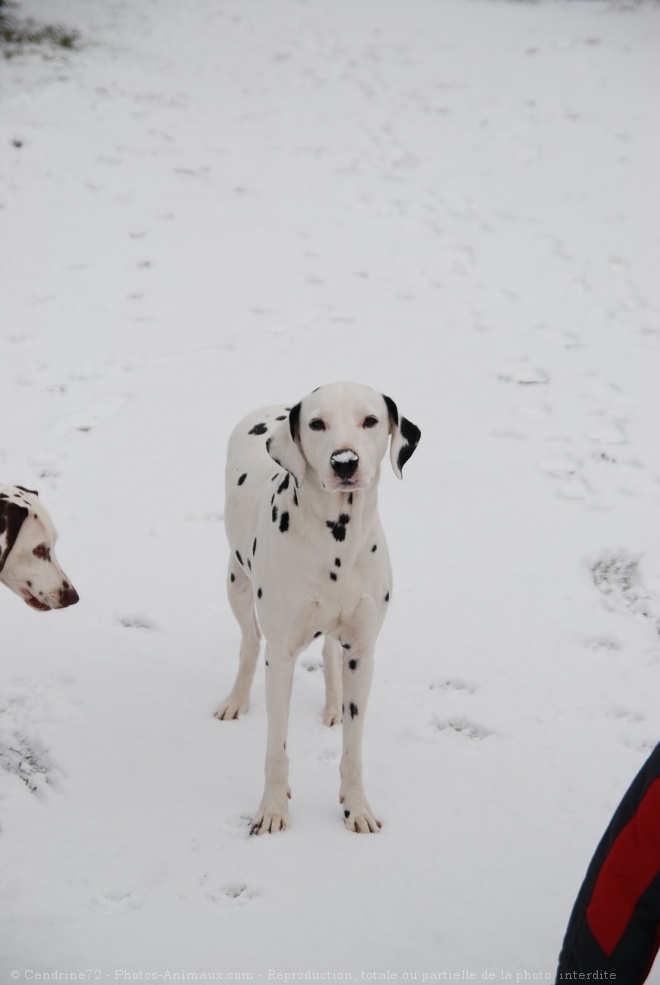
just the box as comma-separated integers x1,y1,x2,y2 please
0,485,79,611
266,383,421,491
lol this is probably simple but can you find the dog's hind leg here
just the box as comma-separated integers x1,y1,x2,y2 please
215,562,261,721
322,637,342,726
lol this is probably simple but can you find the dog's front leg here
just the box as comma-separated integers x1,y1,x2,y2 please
251,645,296,835
339,646,382,833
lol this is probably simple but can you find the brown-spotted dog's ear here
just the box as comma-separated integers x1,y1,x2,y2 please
0,500,28,573
266,402,306,488
383,394,421,480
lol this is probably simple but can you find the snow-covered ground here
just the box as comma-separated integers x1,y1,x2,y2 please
1,0,659,977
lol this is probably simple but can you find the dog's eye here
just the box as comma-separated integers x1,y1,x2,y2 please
33,544,51,561
363,416,379,429
309,419,326,432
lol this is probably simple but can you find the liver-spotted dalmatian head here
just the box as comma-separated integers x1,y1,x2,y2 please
0,485,79,611
267,382,421,491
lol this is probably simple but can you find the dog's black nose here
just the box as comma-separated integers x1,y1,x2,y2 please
59,584,80,608
330,450,359,480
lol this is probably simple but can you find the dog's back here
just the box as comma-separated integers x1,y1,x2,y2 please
224,404,290,560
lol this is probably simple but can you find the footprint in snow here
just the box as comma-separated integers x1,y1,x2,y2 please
118,613,159,631
607,707,645,724
433,717,493,741
582,636,621,654
590,552,660,636
585,418,628,446
0,682,63,795
56,392,132,436
88,889,145,913
497,363,550,386
207,883,258,905
0,731,54,794
429,678,477,695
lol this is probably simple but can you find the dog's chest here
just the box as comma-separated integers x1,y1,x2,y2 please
255,476,385,585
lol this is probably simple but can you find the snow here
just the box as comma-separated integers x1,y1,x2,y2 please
1,0,659,977
331,451,359,463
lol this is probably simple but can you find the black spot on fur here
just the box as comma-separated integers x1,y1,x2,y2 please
235,550,243,566
385,591,390,602
349,659,358,670
253,538,257,556
279,511,290,533
272,505,278,523
271,474,279,482
249,423,268,436
326,514,350,542
397,417,422,474
383,394,399,427
348,493,353,505
314,631,322,638
288,402,302,441
265,659,269,667
330,572,337,581
237,473,247,486
350,702,359,719
257,588,263,599
372,544,377,552
277,474,290,495
247,559,251,570
276,415,287,421
230,573,236,583
344,810,351,818
0,501,28,573
293,489,299,507
335,558,341,567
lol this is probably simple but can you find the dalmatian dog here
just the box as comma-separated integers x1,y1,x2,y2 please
0,485,79,611
215,382,420,834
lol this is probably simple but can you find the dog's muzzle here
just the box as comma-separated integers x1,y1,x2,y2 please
330,449,359,481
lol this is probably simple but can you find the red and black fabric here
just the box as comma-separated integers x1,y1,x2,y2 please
556,743,660,983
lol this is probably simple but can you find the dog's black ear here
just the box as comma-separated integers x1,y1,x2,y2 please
383,394,421,480
0,500,29,573
266,402,306,487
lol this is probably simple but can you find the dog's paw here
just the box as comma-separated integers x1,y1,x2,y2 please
340,793,382,834
323,705,342,727
214,694,249,721
250,785,292,835
250,805,289,836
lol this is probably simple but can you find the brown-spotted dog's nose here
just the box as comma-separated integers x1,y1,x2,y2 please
59,583,80,608
330,449,359,480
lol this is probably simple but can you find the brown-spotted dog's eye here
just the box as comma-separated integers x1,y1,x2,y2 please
309,419,326,432
363,416,379,429
33,544,51,561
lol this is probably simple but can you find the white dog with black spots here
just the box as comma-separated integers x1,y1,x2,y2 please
0,485,79,611
216,382,420,835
